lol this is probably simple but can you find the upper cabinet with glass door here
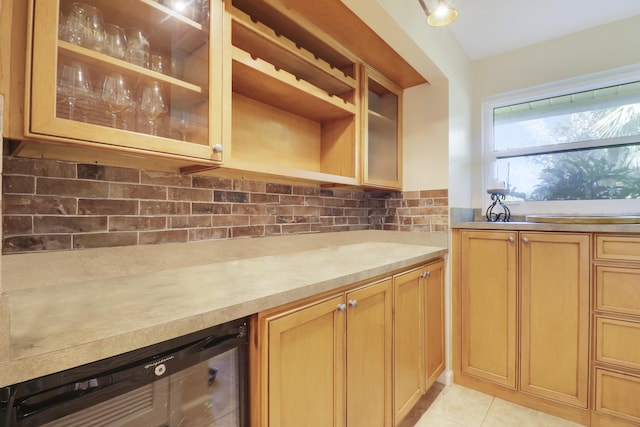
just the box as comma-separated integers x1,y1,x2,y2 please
27,0,223,164
363,66,403,190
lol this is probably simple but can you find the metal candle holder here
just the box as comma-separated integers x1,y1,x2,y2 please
486,189,511,222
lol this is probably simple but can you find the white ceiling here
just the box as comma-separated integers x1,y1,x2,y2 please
446,0,640,60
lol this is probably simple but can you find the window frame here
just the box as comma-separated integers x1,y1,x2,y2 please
482,64,640,216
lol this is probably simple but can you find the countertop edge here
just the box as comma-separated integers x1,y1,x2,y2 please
452,221,640,233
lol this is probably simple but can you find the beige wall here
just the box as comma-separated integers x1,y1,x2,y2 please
470,15,640,207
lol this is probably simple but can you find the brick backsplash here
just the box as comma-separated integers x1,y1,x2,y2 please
2,157,449,254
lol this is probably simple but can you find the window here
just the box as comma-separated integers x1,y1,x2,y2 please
484,67,640,215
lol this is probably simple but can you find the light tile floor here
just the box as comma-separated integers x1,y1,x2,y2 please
413,384,584,427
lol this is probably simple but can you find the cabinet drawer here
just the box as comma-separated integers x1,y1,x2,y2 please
596,317,640,370
596,235,640,262
595,265,640,316
595,369,640,424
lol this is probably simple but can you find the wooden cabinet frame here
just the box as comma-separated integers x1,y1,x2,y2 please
22,0,224,166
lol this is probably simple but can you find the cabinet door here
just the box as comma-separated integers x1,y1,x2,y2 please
425,259,445,390
346,278,393,427
28,0,222,162
393,267,424,425
362,66,402,189
266,295,346,427
460,230,518,388
520,232,590,408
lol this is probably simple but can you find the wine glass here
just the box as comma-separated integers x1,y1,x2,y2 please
57,62,93,121
103,24,126,59
171,108,192,141
139,81,168,136
63,3,86,46
82,4,105,52
65,3,105,51
101,73,133,129
124,28,150,68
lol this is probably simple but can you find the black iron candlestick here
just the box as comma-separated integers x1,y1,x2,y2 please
486,189,511,222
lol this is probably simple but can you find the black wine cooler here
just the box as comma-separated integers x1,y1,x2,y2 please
1,316,249,427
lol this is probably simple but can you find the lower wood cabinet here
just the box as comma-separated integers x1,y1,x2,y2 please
251,260,445,427
452,229,591,425
255,276,393,427
592,234,640,427
519,232,590,408
263,294,346,427
393,259,445,425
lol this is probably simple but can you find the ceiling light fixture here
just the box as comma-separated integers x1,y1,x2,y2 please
418,0,458,27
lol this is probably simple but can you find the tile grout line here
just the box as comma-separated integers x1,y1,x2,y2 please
479,396,496,426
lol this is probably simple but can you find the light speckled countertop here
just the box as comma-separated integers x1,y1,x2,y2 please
0,230,447,387
452,220,640,233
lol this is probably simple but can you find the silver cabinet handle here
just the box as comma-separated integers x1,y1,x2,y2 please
337,303,346,313
348,299,358,308
213,143,224,153
420,271,431,279
508,236,515,243
522,237,529,243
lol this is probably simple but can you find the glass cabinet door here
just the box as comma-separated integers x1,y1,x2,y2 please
363,66,402,189
28,0,222,163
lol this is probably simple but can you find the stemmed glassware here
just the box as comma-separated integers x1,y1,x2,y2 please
63,3,105,52
57,62,94,121
139,81,168,136
172,108,192,141
124,28,150,68
101,73,134,129
103,24,127,59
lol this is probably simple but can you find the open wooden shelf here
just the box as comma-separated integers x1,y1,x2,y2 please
231,0,356,77
230,6,356,99
231,47,355,122
225,0,360,186
222,157,359,186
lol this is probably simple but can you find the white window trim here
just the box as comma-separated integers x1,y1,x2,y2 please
482,64,640,217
